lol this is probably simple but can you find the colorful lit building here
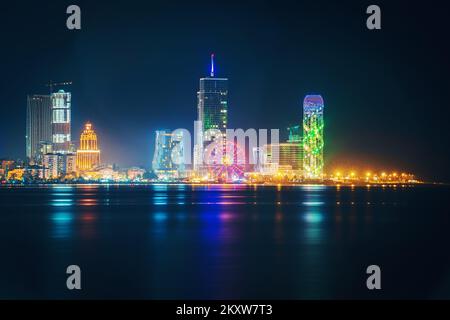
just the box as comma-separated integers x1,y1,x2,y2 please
302,95,324,180
51,90,72,153
76,122,101,171
194,54,228,171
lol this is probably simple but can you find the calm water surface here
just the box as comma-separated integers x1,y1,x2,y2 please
1,184,450,299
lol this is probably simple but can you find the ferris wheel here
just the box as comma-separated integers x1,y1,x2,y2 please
203,140,245,182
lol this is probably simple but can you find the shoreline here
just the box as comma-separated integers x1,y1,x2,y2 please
0,181,446,187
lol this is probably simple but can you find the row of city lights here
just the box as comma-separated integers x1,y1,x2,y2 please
328,170,415,180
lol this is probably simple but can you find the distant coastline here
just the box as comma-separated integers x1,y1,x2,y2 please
0,181,443,187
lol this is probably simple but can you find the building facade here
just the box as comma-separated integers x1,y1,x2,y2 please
36,141,53,164
51,90,72,153
43,154,60,179
43,153,76,179
194,54,228,171
152,130,186,180
302,95,324,179
286,125,303,172
279,142,303,171
260,142,302,174
26,95,52,162
127,167,146,181
76,122,101,171
65,154,77,175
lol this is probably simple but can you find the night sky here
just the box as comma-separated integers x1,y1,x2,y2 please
1,0,449,181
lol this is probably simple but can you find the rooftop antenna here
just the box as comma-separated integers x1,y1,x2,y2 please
210,53,215,77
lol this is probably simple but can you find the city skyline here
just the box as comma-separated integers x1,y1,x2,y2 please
2,52,419,184
1,1,449,181
4,53,439,183
2,0,450,304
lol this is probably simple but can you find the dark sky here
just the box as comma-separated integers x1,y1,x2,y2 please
1,0,449,181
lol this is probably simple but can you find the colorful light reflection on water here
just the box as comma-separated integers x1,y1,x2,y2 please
1,184,449,299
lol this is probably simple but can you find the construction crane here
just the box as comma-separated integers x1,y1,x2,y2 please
45,81,72,94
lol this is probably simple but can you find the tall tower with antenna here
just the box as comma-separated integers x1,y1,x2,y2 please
194,54,229,172
210,53,215,77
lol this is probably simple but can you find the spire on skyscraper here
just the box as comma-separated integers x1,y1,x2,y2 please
210,53,215,77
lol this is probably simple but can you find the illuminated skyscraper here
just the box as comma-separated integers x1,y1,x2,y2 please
194,54,228,171
26,95,52,162
152,130,185,180
51,90,72,153
76,122,100,171
302,95,324,179
198,54,228,134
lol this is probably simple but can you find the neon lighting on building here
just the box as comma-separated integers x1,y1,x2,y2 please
302,95,324,179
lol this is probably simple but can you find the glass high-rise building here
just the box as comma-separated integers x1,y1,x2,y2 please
152,130,185,180
26,95,52,162
194,54,228,171
51,90,72,153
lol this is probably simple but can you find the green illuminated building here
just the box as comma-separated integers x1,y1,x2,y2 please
302,95,324,179
197,54,228,136
194,54,228,171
